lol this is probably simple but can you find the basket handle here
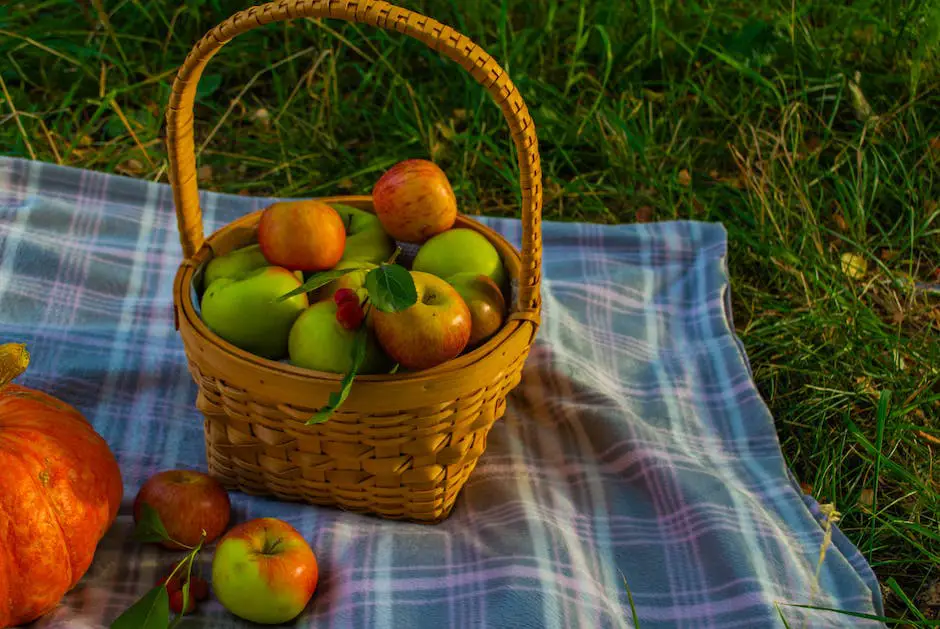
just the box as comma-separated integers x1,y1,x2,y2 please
166,0,542,318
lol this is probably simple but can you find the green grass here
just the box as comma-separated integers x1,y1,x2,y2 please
2,0,939,621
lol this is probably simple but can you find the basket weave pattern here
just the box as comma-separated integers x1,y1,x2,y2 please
167,1,542,522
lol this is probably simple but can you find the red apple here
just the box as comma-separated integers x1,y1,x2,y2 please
133,469,231,550
258,200,346,271
372,271,471,370
371,159,457,243
211,517,319,624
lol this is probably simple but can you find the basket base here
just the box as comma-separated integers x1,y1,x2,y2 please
206,456,471,524
201,408,491,524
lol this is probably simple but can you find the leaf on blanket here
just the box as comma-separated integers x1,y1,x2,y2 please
109,585,169,629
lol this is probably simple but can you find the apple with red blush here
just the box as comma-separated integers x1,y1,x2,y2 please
372,271,471,370
212,517,319,624
258,200,346,272
371,159,457,243
133,469,231,550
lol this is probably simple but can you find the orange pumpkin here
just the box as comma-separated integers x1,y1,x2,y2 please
0,344,123,628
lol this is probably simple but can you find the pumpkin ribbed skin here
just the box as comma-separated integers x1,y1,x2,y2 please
0,384,123,628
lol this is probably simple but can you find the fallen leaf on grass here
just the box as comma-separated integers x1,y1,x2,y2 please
857,488,874,508
847,71,875,122
832,212,848,232
855,376,879,397
892,349,907,371
804,135,821,153
929,137,940,153
253,108,270,126
197,165,213,183
116,159,145,176
635,206,653,223
918,580,940,607
916,430,940,447
851,26,877,45
434,121,456,141
677,169,691,186
841,252,868,279
799,482,813,495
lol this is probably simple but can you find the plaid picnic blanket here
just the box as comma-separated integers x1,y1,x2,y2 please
0,155,884,628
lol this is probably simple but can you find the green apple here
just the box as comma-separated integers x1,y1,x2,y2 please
320,260,377,302
288,300,390,374
447,272,507,346
204,244,270,286
331,203,395,264
212,517,318,625
200,266,308,359
412,228,507,289
204,243,303,289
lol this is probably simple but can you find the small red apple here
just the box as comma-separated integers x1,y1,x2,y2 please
211,517,319,624
371,159,457,243
133,469,231,550
258,200,346,271
372,271,471,370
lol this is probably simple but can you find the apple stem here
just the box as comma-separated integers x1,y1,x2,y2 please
0,343,29,389
265,536,286,555
386,247,402,265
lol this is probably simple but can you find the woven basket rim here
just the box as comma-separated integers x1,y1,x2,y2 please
173,195,535,385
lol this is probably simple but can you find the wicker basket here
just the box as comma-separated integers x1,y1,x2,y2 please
167,0,542,523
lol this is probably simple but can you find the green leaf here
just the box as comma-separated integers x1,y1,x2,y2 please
364,264,417,313
110,585,169,629
307,326,368,424
619,570,640,628
133,503,170,544
276,266,366,302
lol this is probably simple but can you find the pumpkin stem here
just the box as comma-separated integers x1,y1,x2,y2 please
0,343,30,388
